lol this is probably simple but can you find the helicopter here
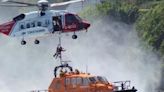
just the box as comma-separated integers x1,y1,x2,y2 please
0,0,90,45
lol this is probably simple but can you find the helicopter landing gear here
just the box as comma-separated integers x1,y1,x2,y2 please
21,39,26,45
34,39,40,44
72,34,77,39
72,32,78,39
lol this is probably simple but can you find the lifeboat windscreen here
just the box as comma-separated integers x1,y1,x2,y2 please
97,76,109,84
88,77,97,83
88,76,109,84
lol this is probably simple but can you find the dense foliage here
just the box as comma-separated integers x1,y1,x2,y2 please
136,2,164,55
81,0,139,24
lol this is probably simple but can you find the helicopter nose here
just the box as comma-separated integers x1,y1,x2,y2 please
86,23,90,29
83,21,90,30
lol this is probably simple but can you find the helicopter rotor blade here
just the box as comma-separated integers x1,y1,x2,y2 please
50,0,84,7
1,0,37,6
0,4,33,7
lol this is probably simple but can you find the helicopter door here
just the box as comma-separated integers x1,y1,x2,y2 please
52,16,62,33
64,14,78,32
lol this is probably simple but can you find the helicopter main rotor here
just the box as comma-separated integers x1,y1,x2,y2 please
0,0,84,12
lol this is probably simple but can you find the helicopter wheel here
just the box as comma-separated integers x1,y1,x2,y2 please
21,40,26,45
34,39,40,44
72,34,78,39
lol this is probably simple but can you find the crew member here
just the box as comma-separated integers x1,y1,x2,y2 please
60,69,65,77
121,83,125,90
52,16,62,33
75,69,80,74
53,44,65,59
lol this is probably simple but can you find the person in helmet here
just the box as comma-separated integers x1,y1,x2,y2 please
53,44,65,59
52,16,62,33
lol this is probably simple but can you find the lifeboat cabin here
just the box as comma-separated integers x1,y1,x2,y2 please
47,64,137,92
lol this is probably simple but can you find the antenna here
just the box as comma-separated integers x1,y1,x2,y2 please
86,64,88,73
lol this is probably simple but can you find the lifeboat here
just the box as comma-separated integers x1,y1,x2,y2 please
46,63,137,92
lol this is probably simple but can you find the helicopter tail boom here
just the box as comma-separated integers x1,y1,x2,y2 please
0,21,15,35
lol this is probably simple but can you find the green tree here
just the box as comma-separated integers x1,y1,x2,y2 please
81,0,139,23
136,1,164,55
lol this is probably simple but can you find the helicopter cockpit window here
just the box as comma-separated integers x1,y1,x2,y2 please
75,15,82,22
66,14,78,25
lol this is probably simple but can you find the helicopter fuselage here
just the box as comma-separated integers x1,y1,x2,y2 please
0,10,90,44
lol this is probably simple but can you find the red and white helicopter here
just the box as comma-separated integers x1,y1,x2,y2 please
0,0,90,45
